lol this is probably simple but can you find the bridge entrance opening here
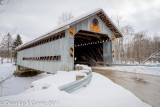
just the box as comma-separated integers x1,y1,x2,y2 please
74,30,111,66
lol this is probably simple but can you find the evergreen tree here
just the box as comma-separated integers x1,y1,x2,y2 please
12,34,23,63
12,34,23,50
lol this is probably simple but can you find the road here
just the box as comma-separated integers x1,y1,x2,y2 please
92,68,160,107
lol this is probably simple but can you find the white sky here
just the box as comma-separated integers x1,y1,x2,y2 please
0,0,160,43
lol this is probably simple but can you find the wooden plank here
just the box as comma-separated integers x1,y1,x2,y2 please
76,32,100,38
75,36,92,40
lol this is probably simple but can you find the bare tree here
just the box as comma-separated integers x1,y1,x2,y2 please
113,13,123,63
0,0,3,5
0,0,9,13
113,13,134,64
57,12,74,25
132,32,160,64
0,33,7,64
133,32,146,64
5,33,13,63
0,32,14,64
0,0,18,5
0,0,4,13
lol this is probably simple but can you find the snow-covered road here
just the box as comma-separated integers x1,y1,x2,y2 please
93,68,160,107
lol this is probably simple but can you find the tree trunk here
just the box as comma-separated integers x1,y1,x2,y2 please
1,57,3,64
1,50,3,64
10,51,12,63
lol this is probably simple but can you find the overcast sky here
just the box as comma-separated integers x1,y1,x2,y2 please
0,0,160,43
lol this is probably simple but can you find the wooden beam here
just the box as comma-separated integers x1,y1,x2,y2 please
75,36,92,41
76,32,100,38
75,39,88,45
78,30,110,40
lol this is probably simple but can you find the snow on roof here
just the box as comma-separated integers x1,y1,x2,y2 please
16,8,122,50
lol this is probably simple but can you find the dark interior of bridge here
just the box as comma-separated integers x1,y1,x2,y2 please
74,30,110,66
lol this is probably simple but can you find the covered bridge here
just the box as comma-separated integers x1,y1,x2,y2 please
16,8,122,73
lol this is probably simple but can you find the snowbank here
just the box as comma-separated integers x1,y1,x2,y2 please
116,61,160,66
144,61,160,66
95,66,160,76
76,64,91,70
0,67,150,107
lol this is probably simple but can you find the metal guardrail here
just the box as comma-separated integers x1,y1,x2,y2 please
59,70,92,93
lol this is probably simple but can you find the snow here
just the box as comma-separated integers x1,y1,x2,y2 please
0,65,150,107
76,64,92,70
116,61,160,66
0,59,15,82
144,61,160,66
95,66,160,76
0,73,51,97
0,59,51,97
75,73,87,77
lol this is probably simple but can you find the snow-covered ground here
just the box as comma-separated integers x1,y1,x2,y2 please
0,64,150,107
144,61,160,66
0,59,15,82
0,59,51,97
116,61,160,66
95,66,160,76
0,73,51,97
